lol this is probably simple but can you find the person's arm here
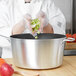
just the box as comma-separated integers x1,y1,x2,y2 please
12,14,32,35
0,1,11,36
0,0,11,47
37,11,54,33
12,20,25,35
45,0,66,35
43,24,54,33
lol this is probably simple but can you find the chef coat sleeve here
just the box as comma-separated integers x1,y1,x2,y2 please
0,0,12,47
47,0,66,35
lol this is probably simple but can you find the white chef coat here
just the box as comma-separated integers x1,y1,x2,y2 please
0,0,66,58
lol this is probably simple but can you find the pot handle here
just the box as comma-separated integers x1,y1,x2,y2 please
63,37,75,42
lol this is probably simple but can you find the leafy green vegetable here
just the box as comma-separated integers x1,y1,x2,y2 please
31,18,41,39
35,36,38,39
31,18,40,32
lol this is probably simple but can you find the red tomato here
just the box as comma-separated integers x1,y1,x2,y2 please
66,34,72,38
72,34,76,42
66,34,72,43
0,63,14,76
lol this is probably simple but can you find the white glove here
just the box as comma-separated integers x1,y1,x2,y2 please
37,11,49,32
24,14,32,33
24,14,38,34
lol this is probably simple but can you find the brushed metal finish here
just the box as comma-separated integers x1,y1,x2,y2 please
11,38,65,69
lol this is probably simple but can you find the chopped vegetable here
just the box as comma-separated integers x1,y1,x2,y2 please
66,34,72,38
35,36,38,39
31,18,41,39
37,31,40,34
0,63,14,76
72,34,76,42
31,18,40,32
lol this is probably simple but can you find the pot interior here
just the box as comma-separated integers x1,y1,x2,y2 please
11,34,35,39
37,33,66,39
10,33,66,39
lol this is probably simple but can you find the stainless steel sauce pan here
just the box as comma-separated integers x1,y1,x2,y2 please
10,33,74,69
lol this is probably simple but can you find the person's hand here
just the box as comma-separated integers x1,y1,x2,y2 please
12,14,33,35
24,14,32,33
24,14,38,34
37,11,49,33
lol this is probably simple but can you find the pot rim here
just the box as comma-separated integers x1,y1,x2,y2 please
10,33,66,40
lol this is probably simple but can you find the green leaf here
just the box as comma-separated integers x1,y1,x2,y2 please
31,18,40,32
